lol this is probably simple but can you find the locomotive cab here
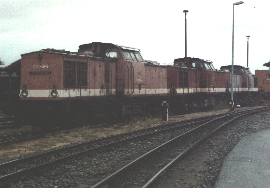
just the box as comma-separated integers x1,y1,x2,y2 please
174,57,218,93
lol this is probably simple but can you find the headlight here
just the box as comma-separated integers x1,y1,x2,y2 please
21,90,28,98
51,90,58,98
51,84,58,98
21,84,28,98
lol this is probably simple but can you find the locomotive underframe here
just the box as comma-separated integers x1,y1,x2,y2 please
17,91,247,127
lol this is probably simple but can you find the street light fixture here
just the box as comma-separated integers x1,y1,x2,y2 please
231,1,244,111
234,1,244,5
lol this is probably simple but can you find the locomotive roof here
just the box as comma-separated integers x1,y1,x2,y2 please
174,57,215,70
220,65,248,75
174,57,213,63
21,48,88,58
79,42,141,52
263,61,270,67
220,65,246,70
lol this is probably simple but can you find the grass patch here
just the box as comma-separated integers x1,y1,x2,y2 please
210,103,230,112
70,132,80,138
0,125,33,137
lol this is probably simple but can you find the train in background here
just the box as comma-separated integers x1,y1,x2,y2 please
2,42,262,125
0,65,20,116
0,72,19,100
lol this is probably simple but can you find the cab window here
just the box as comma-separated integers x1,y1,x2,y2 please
123,51,133,60
123,51,144,61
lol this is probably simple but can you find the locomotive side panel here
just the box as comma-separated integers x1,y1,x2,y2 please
215,71,228,93
177,69,189,94
116,59,136,96
88,59,116,96
20,50,118,99
60,56,88,98
145,65,167,95
188,69,200,93
132,61,146,96
224,71,231,91
199,69,207,89
247,73,253,90
116,59,126,95
200,69,215,93
124,61,134,95
255,70,270,92
178,69,200,94
252,75,258,90
166,66,178,95
241,70,248,89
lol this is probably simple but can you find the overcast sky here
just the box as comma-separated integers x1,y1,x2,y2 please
1,0,270,74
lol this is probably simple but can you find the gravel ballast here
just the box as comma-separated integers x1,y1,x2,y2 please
151,109,270,187
6,107,270,187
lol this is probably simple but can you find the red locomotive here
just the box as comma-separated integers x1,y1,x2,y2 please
5,42,259,125
255,62,270,92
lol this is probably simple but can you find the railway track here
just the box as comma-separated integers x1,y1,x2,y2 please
0,121,14,130
0,116,214,186
0,106,261,146
0,107,268,187
92,107,269,188
0,117,14,128
0,107,256,146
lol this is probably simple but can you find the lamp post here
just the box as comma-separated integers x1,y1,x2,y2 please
246,35,250,67
183,10,188,59
231,1,244,111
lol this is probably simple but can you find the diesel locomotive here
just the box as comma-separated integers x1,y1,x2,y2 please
3,42,260,125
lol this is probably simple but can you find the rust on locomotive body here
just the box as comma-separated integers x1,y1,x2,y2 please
220,65,258,92
20,42,176,100
20,42,143,100
173,57,223,94
1,41,265,125
15,42,258,119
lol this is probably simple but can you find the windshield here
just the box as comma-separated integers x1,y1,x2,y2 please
81,45,120,58
204,63,215,70
191,61,203,69
122,51,144,61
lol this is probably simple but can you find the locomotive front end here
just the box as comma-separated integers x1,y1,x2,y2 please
19,49,76,126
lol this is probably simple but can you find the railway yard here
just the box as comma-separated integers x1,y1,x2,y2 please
0,104,269,187
2,3,270,186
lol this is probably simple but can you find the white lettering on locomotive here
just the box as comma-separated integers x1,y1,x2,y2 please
33,64,49,69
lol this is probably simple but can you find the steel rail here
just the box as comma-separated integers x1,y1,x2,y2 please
0,110,222,146
92,107,269,188
0,117,209,171
91,115,229,188
142,116,239,188
0,106,263,145
0,115,218,186
0,117,14,122
143,107,270,187
1,107,268,186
